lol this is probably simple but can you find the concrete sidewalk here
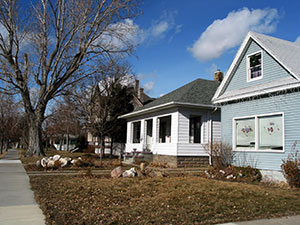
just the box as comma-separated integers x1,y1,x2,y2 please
221,215,300,225
0,149,45,225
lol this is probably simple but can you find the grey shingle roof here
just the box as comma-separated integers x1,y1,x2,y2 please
134,78,219,112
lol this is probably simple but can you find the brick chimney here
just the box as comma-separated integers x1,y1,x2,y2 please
134,80,139,93
214,70,223,82
138,88,144,99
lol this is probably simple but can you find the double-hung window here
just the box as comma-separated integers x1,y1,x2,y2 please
247,51,262,81
234,113,283,151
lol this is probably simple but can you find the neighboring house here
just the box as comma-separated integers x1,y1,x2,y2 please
212,31,300,181
87,79,154,155
49,134,78,151
120,76,222,167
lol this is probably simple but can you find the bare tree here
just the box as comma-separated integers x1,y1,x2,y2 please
0,93,22,153
46,97,81,151
0,0,140,155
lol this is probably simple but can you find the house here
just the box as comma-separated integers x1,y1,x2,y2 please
87,78,154,155
212,31,300,181
119,75,222,167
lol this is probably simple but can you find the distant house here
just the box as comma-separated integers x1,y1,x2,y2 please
87,78,154,155
120,76,222,167
212,31,300,181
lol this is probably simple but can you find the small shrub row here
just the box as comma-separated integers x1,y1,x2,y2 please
204,166,262,183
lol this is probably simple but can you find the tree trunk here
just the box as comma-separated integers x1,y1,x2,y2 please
110,137,113,159
5,139,9,151
0,139,3,155
66,127,69,151
26,119,45,156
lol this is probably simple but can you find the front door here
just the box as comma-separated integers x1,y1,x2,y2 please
146,119,153,151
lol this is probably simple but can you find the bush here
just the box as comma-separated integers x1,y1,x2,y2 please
281,141,300,188
204,165,262,183
205,142,235,169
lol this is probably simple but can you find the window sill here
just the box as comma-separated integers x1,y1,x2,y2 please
247,76,263,82
233,148,284,153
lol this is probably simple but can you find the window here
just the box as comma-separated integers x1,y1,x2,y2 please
132,121,141,143
189,116,202,143
159,116,171,143
236,118,255,148
258,115,283,150
248,51,262,81
234,113,283,151
146,119,153,144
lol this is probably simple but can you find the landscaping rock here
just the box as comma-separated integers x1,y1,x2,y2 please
140,163,145,172
53,154,61,161
47,159,55,168
144,168,165,177
59,157,69,168
40,158,48,168
122,167,137,178
111,166,124,178
36,159,42,168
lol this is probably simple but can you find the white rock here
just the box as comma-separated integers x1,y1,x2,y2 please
71,159,78,165
53,154,61,161
122,167,137,178
47,159,55,168
219,170,225,175
59,157,69,167
40,158,48,168
36,159,42,168
226,174,234,179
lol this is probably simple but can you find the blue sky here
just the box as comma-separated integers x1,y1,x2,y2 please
127,0,300,97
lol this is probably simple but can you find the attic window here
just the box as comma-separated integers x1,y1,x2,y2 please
248,51,262,81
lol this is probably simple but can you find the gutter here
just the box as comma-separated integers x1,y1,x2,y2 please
119,101,220,119
213,81,300,104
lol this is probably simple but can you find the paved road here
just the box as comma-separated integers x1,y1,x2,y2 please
0,149,45,225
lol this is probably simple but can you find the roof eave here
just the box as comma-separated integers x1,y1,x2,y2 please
213,82,300,104
119,101,218,119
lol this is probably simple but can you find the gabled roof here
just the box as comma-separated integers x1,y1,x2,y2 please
213,31,300,103
120,78,219,118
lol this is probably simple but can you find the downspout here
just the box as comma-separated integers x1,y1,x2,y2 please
209,107,219,166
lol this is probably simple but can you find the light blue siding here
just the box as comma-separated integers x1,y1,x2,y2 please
221,91,300,171
224,40,291,92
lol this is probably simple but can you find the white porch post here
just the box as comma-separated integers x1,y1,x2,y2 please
140,119,145,151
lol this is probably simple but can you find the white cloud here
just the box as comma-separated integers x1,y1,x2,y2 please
188,8,279,61
95,19,142,51
151,21,169,37
143,81,155,93
295,36,300,45
206,63,218,77
140,10,182,43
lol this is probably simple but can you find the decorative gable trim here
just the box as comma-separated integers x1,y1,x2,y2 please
213,32,300,103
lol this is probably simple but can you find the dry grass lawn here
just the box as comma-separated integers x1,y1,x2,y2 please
30,175,300,225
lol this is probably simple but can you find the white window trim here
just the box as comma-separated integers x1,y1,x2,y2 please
232,112,285,153
158,114,172,144
247,50,263,82
131,120,142,144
